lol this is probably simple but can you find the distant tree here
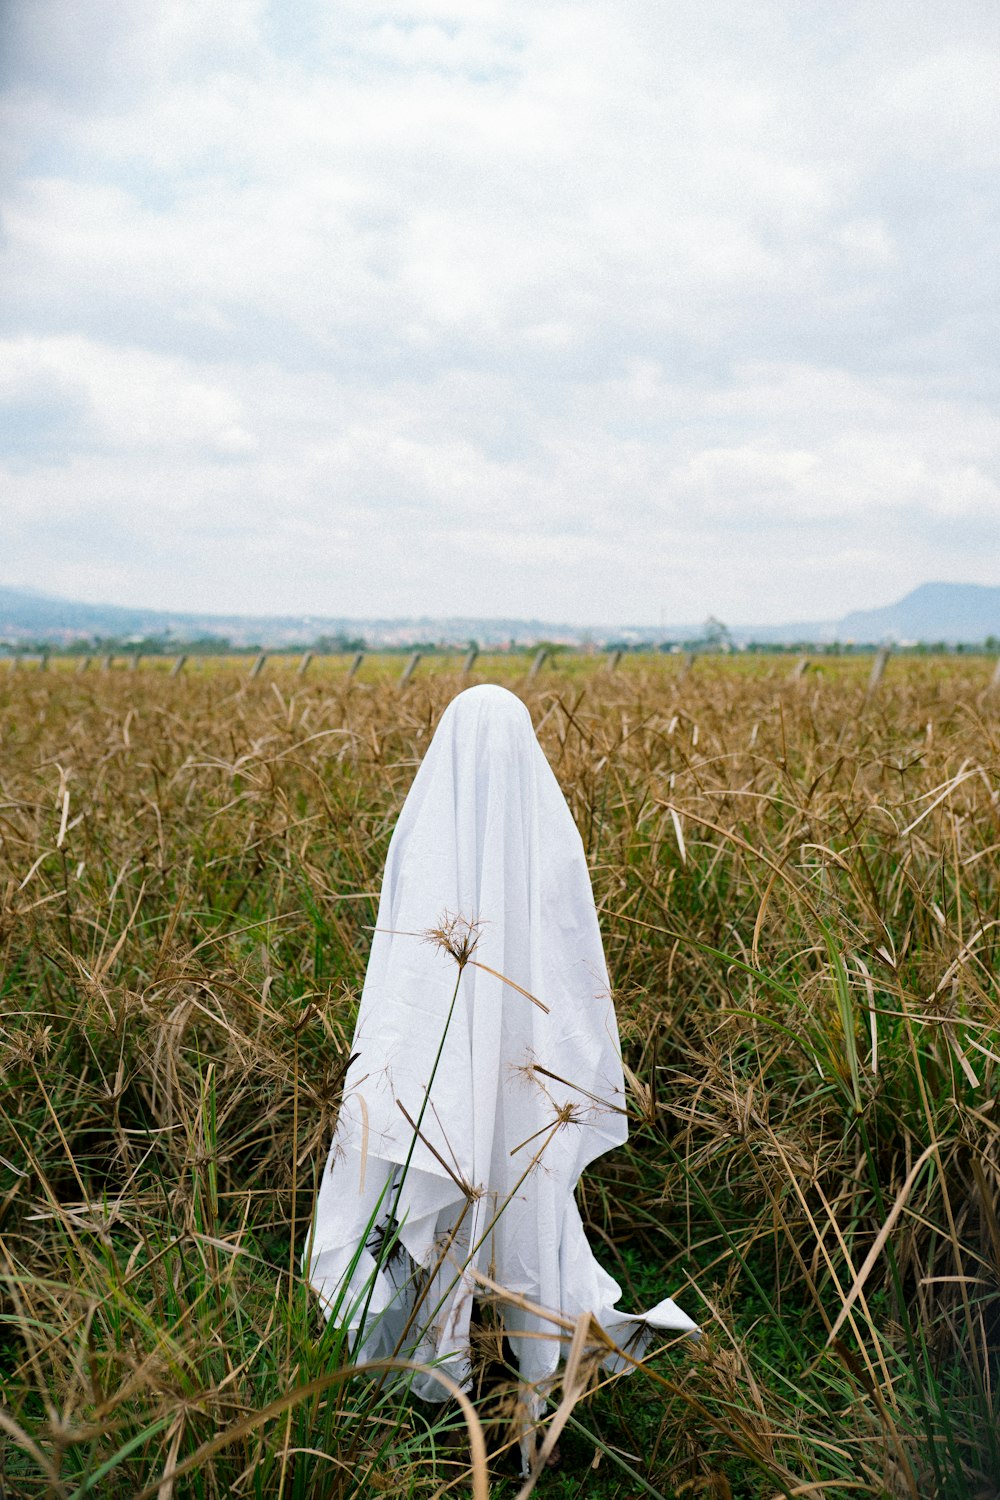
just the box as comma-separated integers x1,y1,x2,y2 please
186,636,233,654
689,616,734,652
313,634,366,653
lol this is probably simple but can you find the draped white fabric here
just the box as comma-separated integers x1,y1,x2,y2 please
305,684,697,1400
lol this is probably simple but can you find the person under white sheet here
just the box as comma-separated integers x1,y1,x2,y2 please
304,683,697,1457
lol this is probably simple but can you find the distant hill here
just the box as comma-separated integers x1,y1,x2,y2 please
0,581,997,648
0,587,178,639
835,582,1000,644
0,587,578,649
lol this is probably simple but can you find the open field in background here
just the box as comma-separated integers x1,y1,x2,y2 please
1,655,999,1498
6,649,1000,684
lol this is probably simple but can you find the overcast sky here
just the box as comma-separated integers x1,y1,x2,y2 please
1,0,997,626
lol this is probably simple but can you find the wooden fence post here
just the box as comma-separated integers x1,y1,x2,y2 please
789,656,810,680
170,654,188,677
100,655,112,672
75,656,91,675
528,648,548,680
348,651,364,678
248,653,266,679
866,646,890,697
400,651,421,684
606,649,623,672
462,646,479,674
297,651,313,677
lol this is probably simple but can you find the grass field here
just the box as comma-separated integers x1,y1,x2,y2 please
1,652,998,1498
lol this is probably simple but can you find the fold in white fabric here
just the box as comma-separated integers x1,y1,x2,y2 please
305,685,697,1400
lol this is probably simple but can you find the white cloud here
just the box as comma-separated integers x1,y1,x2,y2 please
1,0,997,624
0,336,257,461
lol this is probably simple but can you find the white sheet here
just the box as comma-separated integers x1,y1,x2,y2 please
305,684,697,1400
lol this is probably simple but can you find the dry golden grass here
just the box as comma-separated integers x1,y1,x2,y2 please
0,652,998,1498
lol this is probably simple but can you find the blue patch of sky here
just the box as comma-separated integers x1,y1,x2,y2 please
10,132,228,217
0,393,89,469
87,161,185,214
260,0,522,83
12,138,81,181
259,0,330,67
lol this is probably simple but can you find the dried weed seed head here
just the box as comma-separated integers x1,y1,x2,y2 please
553,1101,582,1129
1,1022,54,1068
424,911,483,969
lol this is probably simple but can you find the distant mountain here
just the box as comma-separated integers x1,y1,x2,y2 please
835,582,1000,644
0,587,178,639
0,581,997,648
0,587,581,648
